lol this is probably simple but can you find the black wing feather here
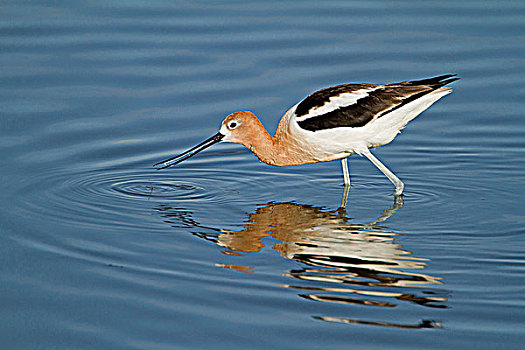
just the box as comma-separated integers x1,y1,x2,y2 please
295,83,375,118
296,74,459,132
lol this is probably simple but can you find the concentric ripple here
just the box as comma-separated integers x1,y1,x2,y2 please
13,163,285,232
112,179,206,199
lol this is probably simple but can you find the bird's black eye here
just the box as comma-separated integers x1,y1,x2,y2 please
228,121,238,129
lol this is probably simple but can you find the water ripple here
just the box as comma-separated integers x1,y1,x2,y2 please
112,180,202,199
14,163,283,232
2,0,524,348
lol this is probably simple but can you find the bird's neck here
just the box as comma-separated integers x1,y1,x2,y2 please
247,119,307,167
244,125,280,166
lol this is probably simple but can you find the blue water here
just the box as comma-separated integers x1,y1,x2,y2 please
1,1,524,349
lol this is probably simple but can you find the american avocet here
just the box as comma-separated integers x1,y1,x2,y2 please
155,74,459,195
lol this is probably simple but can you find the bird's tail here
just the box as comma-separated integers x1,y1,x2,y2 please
400,74,460,89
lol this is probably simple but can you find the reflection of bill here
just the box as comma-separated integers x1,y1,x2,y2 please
157,197,447,329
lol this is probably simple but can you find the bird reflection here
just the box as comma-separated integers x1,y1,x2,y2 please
156,196,447,329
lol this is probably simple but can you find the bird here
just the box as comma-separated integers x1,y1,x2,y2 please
154,74,459,196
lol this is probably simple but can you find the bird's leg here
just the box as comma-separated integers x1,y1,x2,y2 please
362,149,404,196
341,158,350,186
339,158,351,209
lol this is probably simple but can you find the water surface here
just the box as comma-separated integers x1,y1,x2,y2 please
1,1,524,349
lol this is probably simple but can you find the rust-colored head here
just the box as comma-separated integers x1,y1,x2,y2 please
219,111,270,149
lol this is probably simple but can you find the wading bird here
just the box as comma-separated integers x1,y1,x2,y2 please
155,74,458,195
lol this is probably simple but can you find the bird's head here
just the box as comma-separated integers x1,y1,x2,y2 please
219,111,264,147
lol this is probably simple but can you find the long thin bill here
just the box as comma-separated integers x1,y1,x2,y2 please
154,132,224,169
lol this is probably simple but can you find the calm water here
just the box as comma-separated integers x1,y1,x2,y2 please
1,1,524,349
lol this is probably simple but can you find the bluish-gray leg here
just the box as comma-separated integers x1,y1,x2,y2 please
362,149,404,196
341,158,350,186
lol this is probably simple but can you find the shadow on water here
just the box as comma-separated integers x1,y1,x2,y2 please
156,194,447,329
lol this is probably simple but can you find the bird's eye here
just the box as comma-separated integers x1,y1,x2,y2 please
228,121,238,129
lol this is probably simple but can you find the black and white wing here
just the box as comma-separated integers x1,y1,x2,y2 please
293,74,459,132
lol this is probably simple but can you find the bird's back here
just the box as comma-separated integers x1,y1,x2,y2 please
279,74,459,158
293,74,458,132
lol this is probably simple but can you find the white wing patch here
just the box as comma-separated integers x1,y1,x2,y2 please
295,86,382,122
